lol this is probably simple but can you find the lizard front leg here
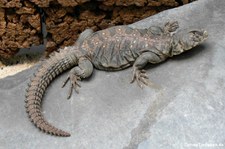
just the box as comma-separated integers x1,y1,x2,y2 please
62,57,93,99
131,52,162,88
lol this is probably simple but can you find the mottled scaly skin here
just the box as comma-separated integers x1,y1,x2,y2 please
25,21,208,137
83,26,171,70
25,47,79,137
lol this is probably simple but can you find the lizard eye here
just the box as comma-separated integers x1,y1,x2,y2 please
187,30,208,48
189,31,205,42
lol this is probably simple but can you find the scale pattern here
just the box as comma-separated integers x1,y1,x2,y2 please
25,21,208,137
25,47,78,136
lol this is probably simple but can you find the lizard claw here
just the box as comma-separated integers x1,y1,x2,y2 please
62,74,81,99
62,77,69,88
130,69,152,88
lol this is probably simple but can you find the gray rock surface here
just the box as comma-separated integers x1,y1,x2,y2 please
1,0,225,148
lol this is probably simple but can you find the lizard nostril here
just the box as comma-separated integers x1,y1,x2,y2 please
203,30,208,38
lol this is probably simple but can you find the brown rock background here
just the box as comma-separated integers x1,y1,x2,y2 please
0,0,194,59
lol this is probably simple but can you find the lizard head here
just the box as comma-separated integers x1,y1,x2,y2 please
171,29,208,56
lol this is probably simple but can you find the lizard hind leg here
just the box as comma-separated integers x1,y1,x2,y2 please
62,57,93,99
76,29,94,44
62,73,81,99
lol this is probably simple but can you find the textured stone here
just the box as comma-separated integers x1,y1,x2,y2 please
0,0,191,59
43,3,169,55
0,2,41,58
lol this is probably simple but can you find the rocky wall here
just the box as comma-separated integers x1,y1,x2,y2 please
0,0,194,58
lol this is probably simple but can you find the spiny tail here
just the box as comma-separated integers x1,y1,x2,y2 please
25,48,78,137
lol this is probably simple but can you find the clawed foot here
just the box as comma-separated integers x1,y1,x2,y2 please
62,74,81,99
130,69,152,88
165,21,179,33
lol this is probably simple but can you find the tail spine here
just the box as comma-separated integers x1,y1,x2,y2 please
25,48,78,137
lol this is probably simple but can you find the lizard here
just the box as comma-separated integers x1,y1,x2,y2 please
25,21,208,137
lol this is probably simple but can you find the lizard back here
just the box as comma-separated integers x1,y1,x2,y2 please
81,26,172,71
